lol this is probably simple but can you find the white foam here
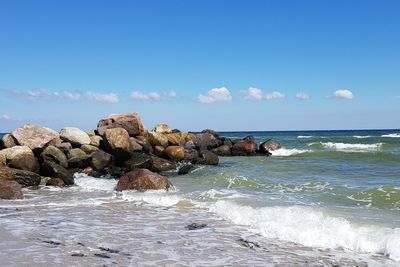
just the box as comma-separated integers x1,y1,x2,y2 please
270,148,311,156
74,173,118,192
297,135,313,139
382,133,400,138
120,190,188,207
209,201,400,261
353,135,372,139
318,142,382,152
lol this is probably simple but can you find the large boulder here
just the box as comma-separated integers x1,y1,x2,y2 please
40,146,68,168
163,146,185,161
90,150,113,171
0,146,33,161
0,180,23,199
165,132,197,146
40,161,74,185
152,123,172,134
201,129,220,138
0,167,41,187
8,153,40,173
60,127,91,146
232,139,257,156
211,145,232,156
148,132,169,147
67,148,87,159
195,133,221,150
123,153,152,171
11,124,59,153
195,150,219,165
97,112,146,137
116,168,170,191
150,156,176,172
259,139,282,154
0,134,17,149
103,128,132,163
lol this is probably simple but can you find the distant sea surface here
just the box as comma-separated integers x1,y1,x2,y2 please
1,129,400,266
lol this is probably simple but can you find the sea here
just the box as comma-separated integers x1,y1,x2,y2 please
0,130,399,266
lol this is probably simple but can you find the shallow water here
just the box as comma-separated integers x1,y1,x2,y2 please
1,129,399,266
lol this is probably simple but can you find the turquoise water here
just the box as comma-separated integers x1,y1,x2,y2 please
1,130,400,265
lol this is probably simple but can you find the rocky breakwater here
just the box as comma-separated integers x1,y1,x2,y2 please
0,112,281,198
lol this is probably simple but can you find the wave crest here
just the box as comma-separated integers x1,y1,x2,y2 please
270,148,311,156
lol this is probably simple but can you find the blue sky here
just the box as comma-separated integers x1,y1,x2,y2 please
0,0,399,132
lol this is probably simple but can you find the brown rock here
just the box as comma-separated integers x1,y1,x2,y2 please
232,139,257,156
163,146,185,161
55,142,72,154
68,155,91,169
123,152,152,171
0,146,33,161
0,167,41,187
8,153,40,173
11,124,59,153
67,148,87,159
0,180,23,199
116,168,170,191
153,146,165,157
152,123,172,134
90,135,103,148
201,129,220,138
148,132,169,147
0,154,6,167
129,137,143,152
103,128,132,162
46,178,65,187
97,112,145,136
195,133,221,149
165,132,197,146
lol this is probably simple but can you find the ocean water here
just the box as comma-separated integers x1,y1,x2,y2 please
1,130,400,266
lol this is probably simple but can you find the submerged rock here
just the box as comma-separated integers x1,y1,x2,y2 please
259,139,281,154
11,124,59,153
60,127,91,146
116,168,170,191
232,138,257,156
177,164,195,175
40,161,74,185
0,180,23,199
185,223,207,230
0,167,41,187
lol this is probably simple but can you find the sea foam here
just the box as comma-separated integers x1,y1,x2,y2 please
270,148,311,156
316,142,382,152
209,200,400,261
297,135,313,139
382,133,400,138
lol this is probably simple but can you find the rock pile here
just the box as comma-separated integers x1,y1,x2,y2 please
0,112,281,198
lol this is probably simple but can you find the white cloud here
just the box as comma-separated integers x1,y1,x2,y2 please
296,92,310,100
1,114,10,120
244,87,263,100
130,90,175,101
198,87,232,104
3,89,118,103
85,92,119,103
265,91,285,100
333,89,354,99
64,91,82,101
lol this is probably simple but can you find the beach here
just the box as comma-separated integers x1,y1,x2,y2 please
1,129,399,266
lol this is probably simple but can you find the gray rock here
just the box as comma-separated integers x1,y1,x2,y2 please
60,127,91,146
8,153,40,173
129,137,143,152
11,124,59,153
195,133,221,150
150,156,176,172
0,134,17,149
259,139,281,154
68,155,91,169
195,150,219,165
40,161,74,185
90,150,113,171
123,153,152,171
67,148,87,159
40,146,68,168
0,180,23,199
80,144,99,154
211,145,232,156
